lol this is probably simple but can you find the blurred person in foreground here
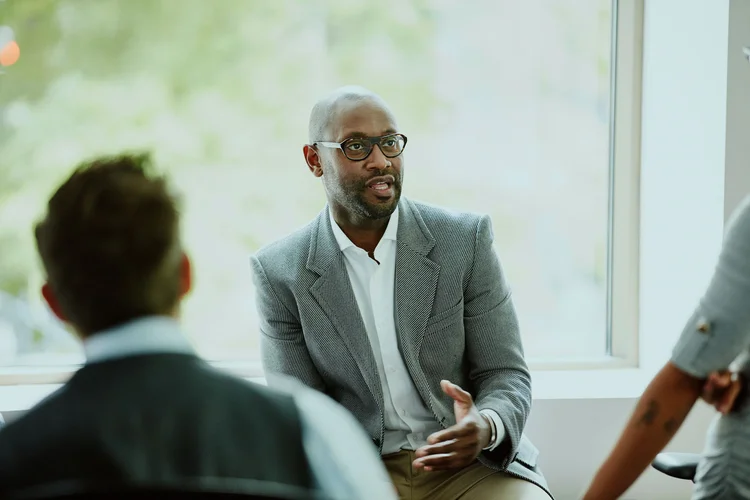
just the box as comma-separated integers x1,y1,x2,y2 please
251,86,551,499
583,47,750,500
0,153,395,500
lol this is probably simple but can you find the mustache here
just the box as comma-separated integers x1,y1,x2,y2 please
362,169,401,186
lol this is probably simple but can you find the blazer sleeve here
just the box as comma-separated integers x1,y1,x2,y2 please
250,254,327,393
463,215,532,468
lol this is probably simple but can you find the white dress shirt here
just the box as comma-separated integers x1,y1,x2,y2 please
83,316,396,500
329,208,505,454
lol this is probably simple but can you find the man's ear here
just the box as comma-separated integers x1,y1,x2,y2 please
303,144,324,178
179,252,192,298
41,282,67,323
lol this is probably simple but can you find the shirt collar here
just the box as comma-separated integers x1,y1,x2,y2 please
83,315,194,364
328,206,400,252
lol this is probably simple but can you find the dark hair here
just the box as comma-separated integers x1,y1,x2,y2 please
34,153,183,335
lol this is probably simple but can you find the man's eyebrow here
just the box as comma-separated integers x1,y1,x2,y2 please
340,129,398,140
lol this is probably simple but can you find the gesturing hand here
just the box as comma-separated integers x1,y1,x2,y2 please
413,380,492,472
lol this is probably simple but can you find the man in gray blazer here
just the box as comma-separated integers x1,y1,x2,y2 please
251,86,551,499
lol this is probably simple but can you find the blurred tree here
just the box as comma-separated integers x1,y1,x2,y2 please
0,0,441,356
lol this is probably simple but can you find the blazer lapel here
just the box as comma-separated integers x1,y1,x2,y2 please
394,199,440,366
306,209,383,406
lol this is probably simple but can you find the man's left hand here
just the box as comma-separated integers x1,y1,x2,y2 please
702,370,744,414
412,380,491,472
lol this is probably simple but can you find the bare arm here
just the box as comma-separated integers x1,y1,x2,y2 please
582,362,703,500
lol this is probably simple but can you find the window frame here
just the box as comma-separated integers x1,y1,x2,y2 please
525,0,644,371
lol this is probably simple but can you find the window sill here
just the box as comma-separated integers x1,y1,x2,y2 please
0,363,657,416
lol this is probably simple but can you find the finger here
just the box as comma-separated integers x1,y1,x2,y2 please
426,421,477,445
415,438,476,459
702,373,731,402
413,452,462,470
718,380,742,414
702,379,717,402
441,380,473,404
709,372,732,388
413,450,474,471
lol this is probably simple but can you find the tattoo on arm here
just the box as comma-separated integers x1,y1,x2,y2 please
638,400,659,426
637,400,680,434
663,418,679,434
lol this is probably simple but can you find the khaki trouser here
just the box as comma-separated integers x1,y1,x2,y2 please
383,450,550,500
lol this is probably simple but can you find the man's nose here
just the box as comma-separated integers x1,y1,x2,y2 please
365,144,390,169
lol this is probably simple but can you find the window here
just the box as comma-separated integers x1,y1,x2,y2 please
0,0,642,378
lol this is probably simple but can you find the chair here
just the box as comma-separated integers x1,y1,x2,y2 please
651,452,701,482
5,478,329,500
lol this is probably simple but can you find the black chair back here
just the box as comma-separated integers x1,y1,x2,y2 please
651,452,700,482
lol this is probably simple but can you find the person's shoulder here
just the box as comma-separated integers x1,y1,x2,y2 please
408,198,487,236
275,374,369,442
725,194,750,245
200,364,295,402
251,213,320,269
254,219,315,258
0,384,69,442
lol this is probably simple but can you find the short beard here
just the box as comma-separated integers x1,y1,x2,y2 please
348,183,400,221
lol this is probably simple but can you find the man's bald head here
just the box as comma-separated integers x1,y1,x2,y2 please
302,85,404,224
308,86,391,143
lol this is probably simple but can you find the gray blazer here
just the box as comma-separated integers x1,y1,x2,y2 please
251,197,549,493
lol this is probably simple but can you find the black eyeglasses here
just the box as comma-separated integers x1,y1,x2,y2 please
314,133,408,162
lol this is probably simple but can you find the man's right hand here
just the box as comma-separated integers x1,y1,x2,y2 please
701,370,744,414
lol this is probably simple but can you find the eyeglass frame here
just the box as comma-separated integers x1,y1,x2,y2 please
313,133,408,162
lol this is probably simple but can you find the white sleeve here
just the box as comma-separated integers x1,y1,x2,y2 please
293,387,396,500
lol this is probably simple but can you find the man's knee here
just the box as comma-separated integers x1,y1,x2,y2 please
461,474,550,500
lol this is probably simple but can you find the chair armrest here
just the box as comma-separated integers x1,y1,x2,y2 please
651,452,701,481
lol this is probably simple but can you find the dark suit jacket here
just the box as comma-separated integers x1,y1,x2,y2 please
0,353,313,496
251,197,550,495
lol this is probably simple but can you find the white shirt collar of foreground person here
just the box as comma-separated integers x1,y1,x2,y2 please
83,315,193,363
80,315,397,500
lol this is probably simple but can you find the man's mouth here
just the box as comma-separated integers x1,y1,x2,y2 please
370,181,391,192
365,175,396,198
365,175,396,190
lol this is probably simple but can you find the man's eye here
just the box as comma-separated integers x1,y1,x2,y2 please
347,142,365,151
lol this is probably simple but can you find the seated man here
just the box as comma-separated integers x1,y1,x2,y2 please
0,153,395,500
251,86,552,499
